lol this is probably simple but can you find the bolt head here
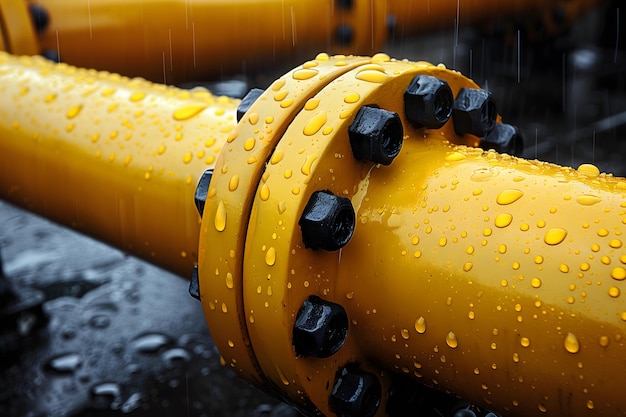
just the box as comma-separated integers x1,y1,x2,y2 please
299,191,355,251
194,169,213,217
480,123,523,155
452,88,496,137
348,106,403,166
331,366,381,417
237,88,264,122
292,296,348,358
404,75,453,129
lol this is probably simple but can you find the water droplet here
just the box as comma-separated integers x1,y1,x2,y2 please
599,335,610,347
463,262,473,272
494,213,513,228
45,352,83,374
538,403,547,413
276,365,290,385
89,314,111,329
66,104,83,119
576,195,602,206
215,201,227,232
401,329,410,340
577,163,600,177
221,302,228,313
293,68,319,80
446,331,458,348
303,112,327,136
274,90,288,101
228,175,239,191
344,93,360,103
445,152,466,161
173,103,208,120
586,400,595,410
531,277,542,288
544,228,567,245
265,247,276,266
244,137,256,151
161,347,191,368
415,316,426,334
563,332,580,354
225,272,234,289
301,154,318,176
183,152,193,164
90,382,122,409
280,99,294,108
131,333,171,353
439,237,447,246
512,352,520,363
355,69,389,83
520,337,531,348
496,189,523,205
259,183,270,201
609,286,621,298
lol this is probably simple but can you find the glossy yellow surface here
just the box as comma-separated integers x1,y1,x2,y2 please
32,0,385,83
0,51,237,276
0,0,38,54
0,49,625,416
203,55,626,416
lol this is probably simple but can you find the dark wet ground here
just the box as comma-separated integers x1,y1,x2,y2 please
1,3,626,417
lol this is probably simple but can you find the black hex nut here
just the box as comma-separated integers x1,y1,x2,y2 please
299,191,355,251
194,169,213,217
404,75,453,129
348,106,403,166
29,3,50,34
292,296,348,358
452,88,496,137
237,88,264,122
330,366,381,417
480,123,523,155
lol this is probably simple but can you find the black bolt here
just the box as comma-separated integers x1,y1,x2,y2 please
292,296,348,358
194,169,213,217
299,191,355,251
452,88,496,137
189,265,200,301
480,123,523,155
41,49,60,63
330,366,381,417
484,413,499,417
29,4,50,34
237,88,264,122
404,75,453,129
335,24,354,46
348,105,403,166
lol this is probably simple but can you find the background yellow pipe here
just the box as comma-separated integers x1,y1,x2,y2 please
0,51,236,276
0,0,606,84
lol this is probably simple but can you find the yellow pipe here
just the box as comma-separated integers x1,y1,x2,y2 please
0,51,625,416
0,0,605,83
0,51,237,276
200,54,626,416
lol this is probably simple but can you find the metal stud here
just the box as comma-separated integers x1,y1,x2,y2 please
348,105,403,166
299,191,355,251
292,296,348,358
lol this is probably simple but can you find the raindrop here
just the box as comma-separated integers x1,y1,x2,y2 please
88,314,111,329
303,113,326,136
173,103,208,121
564,332,580,353
494,213,513,228
531,277,542,288
265,247,276,266
414,316,426,334
577,163,600,177
260,184,270,201
520,337,531,348
496,189,523,205
90,382,122,410
445,152,466,161
161,347,191,368
576,195,602,206
445,331,458,348
355,70,389,83
544,228,568,245
66,104,83,119
215,201,227,232
131,333,171,354
611,267,626,281
45,353,83,374
228,175,239,191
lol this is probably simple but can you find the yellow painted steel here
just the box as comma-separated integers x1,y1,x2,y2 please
31,0,385,84
0,50,625,416
0,0,38,54
201,55,626,416
0,0,604,84
0,51,237,277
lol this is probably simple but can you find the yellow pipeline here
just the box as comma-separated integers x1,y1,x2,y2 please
0,51,625,417
0,0,605,83
199,54,626,417
0,51,237,276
